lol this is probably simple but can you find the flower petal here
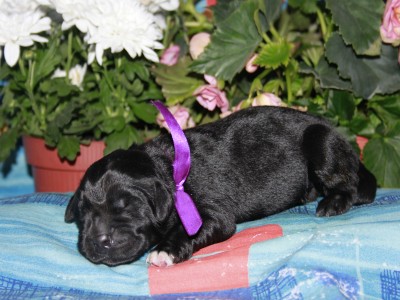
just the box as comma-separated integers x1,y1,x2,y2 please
4,43,20,67
95,44,104,66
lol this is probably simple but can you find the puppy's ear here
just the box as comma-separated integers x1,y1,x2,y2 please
65,193,79,223
150,180,174,224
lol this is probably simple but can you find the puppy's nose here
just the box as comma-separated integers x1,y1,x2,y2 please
95,234,113,249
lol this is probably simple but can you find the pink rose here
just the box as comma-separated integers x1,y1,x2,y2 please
252,93,284,107
189,32,211,60
245,54,259,73
160,45,180,66
156,105,195,131
381,0,400,46
193,75,229,112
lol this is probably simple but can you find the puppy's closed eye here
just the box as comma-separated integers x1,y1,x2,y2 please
115,198,127,208
113,198,129,211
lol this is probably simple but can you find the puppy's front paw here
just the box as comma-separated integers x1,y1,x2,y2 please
146,251,175,267
316,194,352,217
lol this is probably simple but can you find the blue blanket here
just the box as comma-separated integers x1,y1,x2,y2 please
0,189,399,299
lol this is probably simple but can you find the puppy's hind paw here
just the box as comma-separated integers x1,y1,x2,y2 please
146,251,175,267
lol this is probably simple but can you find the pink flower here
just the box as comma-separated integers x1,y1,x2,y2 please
381,0,400,46
156,105,195,131
193,75,229,112
189,32,211,60
160,44,180,66
220,101,244,118
252,93,284,107
245,54,259,73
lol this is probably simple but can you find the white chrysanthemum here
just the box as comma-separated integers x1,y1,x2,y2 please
139,0,179,13
53,0,165,64
0,0,49,13
0,3,51,67
52,64,87,89
86,0,164,64
50,0,96,33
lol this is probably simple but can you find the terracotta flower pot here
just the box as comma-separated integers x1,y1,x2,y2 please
23,136,105,193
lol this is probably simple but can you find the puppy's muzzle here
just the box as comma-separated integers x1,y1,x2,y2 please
94,234,114,250
87,233,117,262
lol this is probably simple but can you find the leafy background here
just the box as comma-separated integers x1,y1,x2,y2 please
1,0,399,188
155,0,400,187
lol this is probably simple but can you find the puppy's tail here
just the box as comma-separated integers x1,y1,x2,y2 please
355,162,377,205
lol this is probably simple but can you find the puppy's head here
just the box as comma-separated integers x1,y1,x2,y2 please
65,149,174,266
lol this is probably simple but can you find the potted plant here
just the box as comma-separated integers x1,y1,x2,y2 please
1,0,400,191
0,0,178,191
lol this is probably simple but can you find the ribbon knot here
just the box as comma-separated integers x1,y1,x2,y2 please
152,101,203,236
175,184,184,192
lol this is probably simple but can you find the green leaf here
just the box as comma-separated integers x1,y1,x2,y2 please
53,103,75,128
326,90,356,121
255,41,292,69
325,0,384,56
288,0,319,14
190,0,262,82
363,134,400,188
256,0,283,34
212,0,243,26
127,61,150,81
104,126,140,154
259,0,283,22
349,112,376,137
368,95,400,131
57,136,81,161
100,116,126,134
263,78,285,94
300,59,352,91
153,57,203,105
33,39,62,88
130,79,144,96
131,102,157,124
325,33,400,99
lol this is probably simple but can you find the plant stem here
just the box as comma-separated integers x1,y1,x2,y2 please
66,30,73,81
184,21,213,30
18,58,26,78
316,8,328,42
262,33,272,44
26,60,41,126
247,69,271,100
285,69,293,104
269,24,281,41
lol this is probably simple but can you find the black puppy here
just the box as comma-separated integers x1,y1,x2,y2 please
65,106,377,267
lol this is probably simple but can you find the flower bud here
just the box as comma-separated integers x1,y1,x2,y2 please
189,32,211,60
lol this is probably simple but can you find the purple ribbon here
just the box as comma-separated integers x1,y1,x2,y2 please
152,101,203,236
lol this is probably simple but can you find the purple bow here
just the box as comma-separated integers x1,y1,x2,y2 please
152,101,203,236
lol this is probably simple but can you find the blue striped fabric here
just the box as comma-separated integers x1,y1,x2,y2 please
0,148,34,199
0,190,399,299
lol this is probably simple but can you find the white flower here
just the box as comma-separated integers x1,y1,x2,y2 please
0,2,51,67
53,0,165,65
68,64,87,88
139,0,179,13
87,0,164,64
51,0,96,33
52,64,87,89
87,44,96,65
0,0,49,14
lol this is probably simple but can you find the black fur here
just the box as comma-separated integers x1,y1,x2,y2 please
65,106,377,266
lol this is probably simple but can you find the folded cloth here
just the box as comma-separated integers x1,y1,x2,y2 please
0,190,399,299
